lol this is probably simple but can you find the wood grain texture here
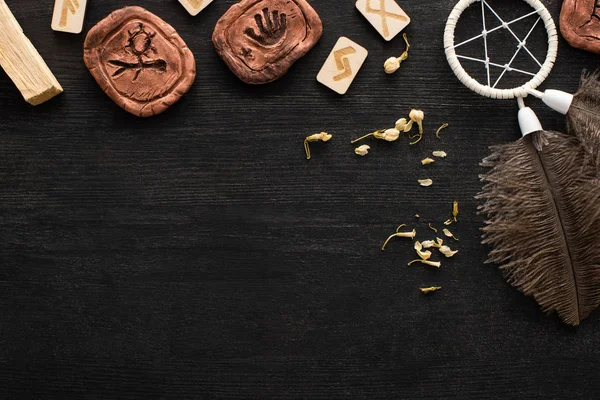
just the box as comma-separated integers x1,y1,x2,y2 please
1,0,600,398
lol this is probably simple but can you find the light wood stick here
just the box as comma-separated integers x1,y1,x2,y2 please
0,0,62,105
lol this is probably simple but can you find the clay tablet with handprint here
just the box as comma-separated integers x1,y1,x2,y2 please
213,0,323,84
84,7,196,117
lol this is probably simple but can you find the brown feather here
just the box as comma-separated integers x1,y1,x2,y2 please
477,130,600,326
568,70,600,169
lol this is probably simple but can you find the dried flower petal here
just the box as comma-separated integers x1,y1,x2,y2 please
432,151,447,158
444,219,453,226
443,228,459,241
409,109,424,134
415,241,432,260
421,240,437,249
435,123,449,138
439,245,458,258
382,128,400,142
384,57,401,74
355,145,370,156
304,132,332,160
408,259,441,268
420,286,442,294
418,179,433,187
395,118,408,131
453,200,459,222
382,229,417,251
421,157,435,165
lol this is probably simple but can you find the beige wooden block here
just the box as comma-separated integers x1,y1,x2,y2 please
356,0,410,41
178,0,214,16
51,0,88,34
0,0,62,105
317,37,368,95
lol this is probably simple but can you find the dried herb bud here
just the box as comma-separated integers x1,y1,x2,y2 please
304,132,332,160
439,245,458,258
443,228,459,241
422,158,435,165
408,259,441,268
432,151,447,158
355,144,370,156
382,228,417,251
378,128,400,142
435,123,449,138
415,241,432,260
409,109,425,134
418,179,433,187
420,286,442,294
384,57,401,74
453,200,459,222
395,118,407,131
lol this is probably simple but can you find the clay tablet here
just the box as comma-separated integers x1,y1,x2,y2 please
212,0,323,84
561,0,600,54
84,6,196,117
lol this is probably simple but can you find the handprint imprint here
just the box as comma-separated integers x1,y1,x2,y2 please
244,8,287,46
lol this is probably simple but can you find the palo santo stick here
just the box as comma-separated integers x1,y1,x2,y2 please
0,0,63,105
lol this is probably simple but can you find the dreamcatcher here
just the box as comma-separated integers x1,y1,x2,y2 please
445,0,600,326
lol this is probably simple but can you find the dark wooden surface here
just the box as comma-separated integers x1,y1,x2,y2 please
1,0,600,398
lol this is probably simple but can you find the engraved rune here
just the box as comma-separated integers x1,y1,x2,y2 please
187,0,204,8
59,0,80,27
244,8,287,46
366,0,408,38
333,47,356,81
108,24,167,81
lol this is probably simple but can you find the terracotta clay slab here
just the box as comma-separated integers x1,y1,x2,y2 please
317,37,368,95
83,6,196,117
213,0,323,84
356,0,410,41
561,0,600,54
51,0,88,34
179,0,214,16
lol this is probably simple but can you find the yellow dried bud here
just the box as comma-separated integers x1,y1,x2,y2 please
432,151,447,158
418,179,433,187
395,118,408,131
409,109,424,134
421,158,435,165
381,128,400,142
420,286,442,294
439,245,458,258
304,132,332,160
384,57,401,74
354,145,370,156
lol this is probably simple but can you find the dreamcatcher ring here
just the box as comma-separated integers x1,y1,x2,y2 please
444,0,558,99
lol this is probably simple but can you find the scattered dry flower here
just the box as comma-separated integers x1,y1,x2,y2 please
428,223,438,233
420,286,442,294
439,245,458,258
304,132,332,160
432,151,447,158
408,259,441,268
435,123,449,138
421,157,435,165
444,219,453,226
383,33,410,74
351,128,400,144
415,214,421,219
409,109,425,134
421,240,438,249
354,145,370,156
395,118,408,131
443,228,459,241
453,200,459,222
418,179,433,187
381,228,417,251
415,241,432,260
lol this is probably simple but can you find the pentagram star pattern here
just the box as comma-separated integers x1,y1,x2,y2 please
450,0,544,89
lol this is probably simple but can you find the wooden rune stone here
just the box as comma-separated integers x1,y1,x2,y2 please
561,0,600,54
212,0,323,84
83,6,196,117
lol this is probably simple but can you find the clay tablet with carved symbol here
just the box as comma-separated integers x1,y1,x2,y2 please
212,0,323,84
83,7,196,117
561,0,600,54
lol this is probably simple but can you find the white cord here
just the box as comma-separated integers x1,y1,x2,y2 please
444,0,558,99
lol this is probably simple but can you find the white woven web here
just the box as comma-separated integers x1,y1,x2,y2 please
444,0,558,99
450,0,542,89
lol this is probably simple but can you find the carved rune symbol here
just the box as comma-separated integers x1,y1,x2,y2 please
59,0,79,27
187,0,204,8
108,23,167,81
366,0,408,38
244,8,288,46
333,46,356,81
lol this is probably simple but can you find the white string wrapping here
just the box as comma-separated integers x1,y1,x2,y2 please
444,0,558,99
